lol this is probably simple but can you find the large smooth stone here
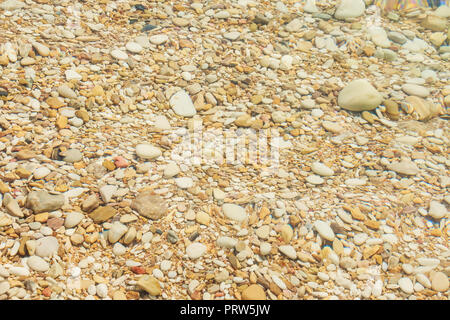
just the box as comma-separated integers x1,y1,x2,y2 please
338,79,382,111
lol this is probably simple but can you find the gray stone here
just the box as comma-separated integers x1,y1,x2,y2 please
62,149,82,163
388,31,407,44
35,236,59,257
26,190,65,213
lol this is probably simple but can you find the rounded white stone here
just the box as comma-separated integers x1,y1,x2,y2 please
154,115,171,130
99,185,117,203
0,281,10,295
96,283,108,298
149,34,168,45
112,243,127,256
175,177,194,189
141,232,153,244
402,84,430,98
260,242,272,255
278,245,297,259
428,201,447,220
160,260,172,271
314,221,335,241
65,69,82,81
35,236,59,258
65,211,84,228
335,0,365,20
223,31,241,41
222,203,247,222
136,143,162,160
110,49,128,60
33,167,51,179
8,266,30,277
169,90,196,117
163,162,180,178
311,162,334,176
306,175,324,185
216,236,237,248
186,242,207,259
108,222,128,244
416,273,431,288
27,256,49,272
398,277,414,294
125,42,143,54
337,79,382,111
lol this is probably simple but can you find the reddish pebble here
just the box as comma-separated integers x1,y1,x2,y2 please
42,287,52,297
47,217,64,230
131,266,147,274
191,290,202,300
114,156,128,168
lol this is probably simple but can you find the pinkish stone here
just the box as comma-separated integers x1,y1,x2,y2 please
47,217,64,230
114,156,129,168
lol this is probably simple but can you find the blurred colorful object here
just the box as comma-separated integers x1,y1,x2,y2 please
373,0,449,11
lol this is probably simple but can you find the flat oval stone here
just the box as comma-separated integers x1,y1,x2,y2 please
175,177,194,189
338,79,382,111
131,192,167,220
169,90,196,117
402,84,430,98
223,31,241,41
428,201,447,220
186,242,207,259
431,272,449,292
306,175,324,185
222,204,247,222
135,143,161,160
65,211,84,228
387,160,419,176
62,149,82,163
125,42,143,54
35,236,59,257
311,162,334,176
278,245,297,259
33,167,51,179
216,236,237,248
27,255,49,272
149,34,168,45
398,277,414,294
110,49,128,60
314,221,335,241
